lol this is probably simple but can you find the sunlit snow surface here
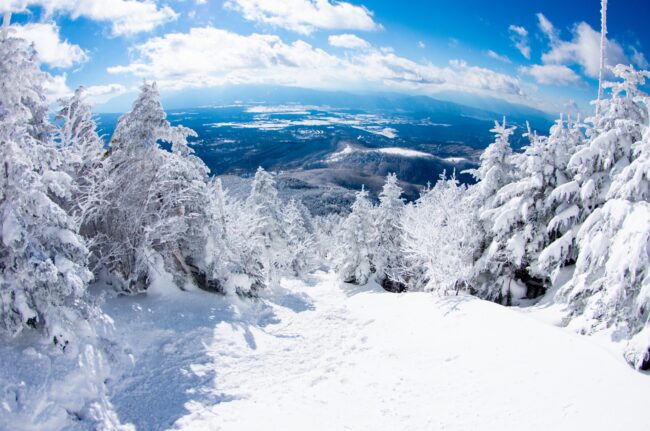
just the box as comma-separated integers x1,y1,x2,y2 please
97,270,649,431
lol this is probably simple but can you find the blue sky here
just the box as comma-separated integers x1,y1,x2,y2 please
4,0,649,114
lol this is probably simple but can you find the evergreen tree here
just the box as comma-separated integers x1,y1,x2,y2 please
336,186,375,285
86,82,198,292
558,67,650,369
400,174,481,293
55,87,106,227
245,167,288,289
466,118,518,302
374,173,406,290
283,199,316,277
0,27,91,339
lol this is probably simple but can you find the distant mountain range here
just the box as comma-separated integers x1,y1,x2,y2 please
96,85,554,131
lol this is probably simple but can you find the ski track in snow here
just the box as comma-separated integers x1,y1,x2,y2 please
103,270,650,431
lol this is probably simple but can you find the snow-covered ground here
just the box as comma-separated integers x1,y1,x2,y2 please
2,270,649,430
96,270,649,431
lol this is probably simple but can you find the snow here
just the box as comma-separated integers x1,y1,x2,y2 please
376,147,432,158
83,270,650,430
329,146,433,162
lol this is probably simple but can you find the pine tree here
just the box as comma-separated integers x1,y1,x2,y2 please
466,118,518,302
336,186,375,285
374,173,406,290
283,199,316,277
55,87,106,227
0,27,91,339
86,82,198,292
245,167,288,289
559,67,650,369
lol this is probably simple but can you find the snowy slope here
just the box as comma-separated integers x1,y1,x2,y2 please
100,270,649,431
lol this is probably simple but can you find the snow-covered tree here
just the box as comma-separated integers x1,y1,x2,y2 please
466,118,516,204
558,69,650,369
537,116,587,278
477,118,580,302
244,167,288,289
336,186,375,285
0,27,92,339
85,82,199,293
56,87,105,178
373,173,406,290
283,199,316,277
54,87,106,227
465,118,519,302
570,65,647,212
399,174,481,293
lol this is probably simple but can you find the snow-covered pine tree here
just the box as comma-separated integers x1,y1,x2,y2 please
465,118,518,302
203,177,232,287
245,167,288,290
399,173,480,293
466,117,516,205
56,87,105,179
143,122,218,291
86,82,198,293
373,173,406,291
55,87,106,227
336,186,375,285
569,65,647,213
478,118,580,303
558,67,650,370
0,24,92,340
283,199,316,277
537,116,587,279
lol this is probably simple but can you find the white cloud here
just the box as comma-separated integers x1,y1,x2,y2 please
630,46,648,69
486,50,511,63
84,83,128,105
536,13,558,44
519,64,581,86
42,73,72,101
12,22,87,67
328,33,369,49
508,24,530,59
418,41,425,49
107,26,537,108
539,18,627,78
1,0,178,35
224,0,380,35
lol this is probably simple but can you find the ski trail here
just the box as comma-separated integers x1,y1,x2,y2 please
105,270,650,431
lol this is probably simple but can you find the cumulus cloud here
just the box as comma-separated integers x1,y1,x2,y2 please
42,73,72,101
1,0,178,35
12,22,87,67
486,50,511,63
107,26,537,108
519,64,581,86
537,15,642,78
328,33,369,49
508,24,530,59
224,0,380,35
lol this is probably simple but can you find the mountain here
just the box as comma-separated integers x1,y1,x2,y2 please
96,85,553,131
